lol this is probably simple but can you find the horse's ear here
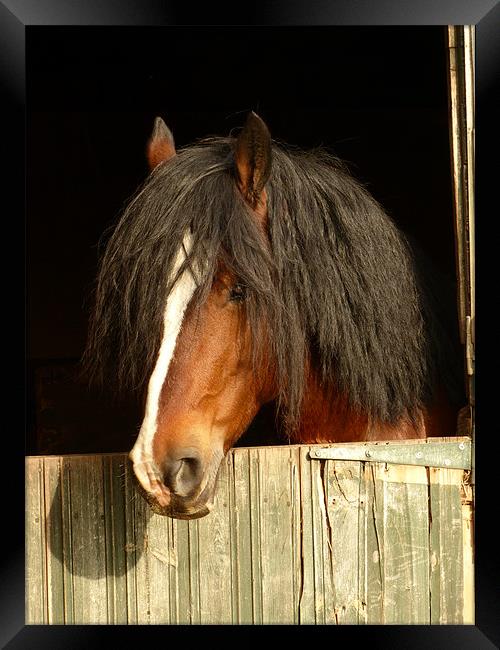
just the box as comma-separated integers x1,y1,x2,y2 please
146,116,176,171
234,112,272,210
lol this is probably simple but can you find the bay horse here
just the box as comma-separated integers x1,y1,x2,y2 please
84,112,463,519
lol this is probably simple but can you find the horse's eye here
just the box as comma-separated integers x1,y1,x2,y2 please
229,283,246,302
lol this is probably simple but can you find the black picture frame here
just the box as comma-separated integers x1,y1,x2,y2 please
5,0,499,647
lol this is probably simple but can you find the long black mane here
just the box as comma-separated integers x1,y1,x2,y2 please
83,136,462,432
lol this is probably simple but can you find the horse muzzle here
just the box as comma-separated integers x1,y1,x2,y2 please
129,450,220,520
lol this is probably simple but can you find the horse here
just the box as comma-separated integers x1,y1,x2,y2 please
84,112,463,520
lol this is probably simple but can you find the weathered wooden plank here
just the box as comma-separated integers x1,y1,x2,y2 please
123,457,138,624
324,460,362,624
230,448,254,624
309,457,331,623
447,25,475,413
447,25,468,343
463,25,475,330
144,511,174,624
362,462,384,624
60,458,75,624
248,448,263,624
25,457,47,624
429,468,465,624
447,25,475,363
257,447,296,624
174,519,193,623
187,519,201,624
372,464,430,624
102,455,128,624
67,456,108,624
356,462,368,624
290,447,303,623
226,450,239,624
167,518,178,623
196,454,233,623
132,481,152,624
461,475,474,625
297,446,316,624
43,457,65,624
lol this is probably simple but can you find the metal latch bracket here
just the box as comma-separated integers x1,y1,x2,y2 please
308,438,471,470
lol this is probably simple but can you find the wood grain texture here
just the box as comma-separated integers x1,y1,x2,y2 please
102,455,128,624
197,454,234,624
67,456,108,624
371,464,430,624
26,440,473,625
25,457,46,624
43,457,65,624
429,468,464,623
324,461,362,624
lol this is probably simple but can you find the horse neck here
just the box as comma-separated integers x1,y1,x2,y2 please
291,367,431,444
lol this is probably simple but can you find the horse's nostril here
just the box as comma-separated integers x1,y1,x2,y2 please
162,450,203,498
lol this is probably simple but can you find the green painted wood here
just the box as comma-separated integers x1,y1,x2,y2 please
360,463,384,624
324,460,362,624
372,464,430,624
26,441,473,625
429,468,465,623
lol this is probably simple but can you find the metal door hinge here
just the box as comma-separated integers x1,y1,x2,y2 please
308,438,471,470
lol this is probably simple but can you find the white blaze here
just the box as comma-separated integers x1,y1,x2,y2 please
129,232,197,489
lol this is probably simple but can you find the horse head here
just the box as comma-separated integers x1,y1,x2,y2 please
130,113,278,518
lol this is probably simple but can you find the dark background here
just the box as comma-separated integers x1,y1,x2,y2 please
26,26,461,455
